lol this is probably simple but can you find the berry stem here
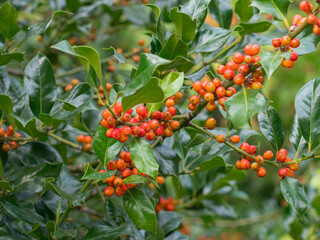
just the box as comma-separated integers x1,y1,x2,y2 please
48,132,84,150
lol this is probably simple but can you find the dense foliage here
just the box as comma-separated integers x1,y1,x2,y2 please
1,0,320,239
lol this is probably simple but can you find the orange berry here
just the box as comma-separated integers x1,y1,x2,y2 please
104,187,114,197
281,36,291,46
138,39,145,46
263,150,273,160
216,134,225,143
230,135,240,143
193,81,202,92
255,155,264,165
203,92,214,102
206,118,216,130
257,167,266,177
157,176,165,185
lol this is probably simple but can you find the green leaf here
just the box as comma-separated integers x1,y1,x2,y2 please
46,221,77,238
289,114,303,151
12,116,47,140
159,34,188,60
280,177,309,218
0,180,12,191
130,137,159,179
24,53,57,118
81,163,116,180
260,50,291,79
295,77,320,148
235,0,253,22
93,124,124,168
53,99,97,120
81,224,136,240
30,223,48,240
180,0,211,29
208,0,233,29
153,144,180,177
121,54,169,95
123,175,148,184
169,7,196,43
214,168,247,190
147,4,166,46
104,47,127,63
185,134,208,149
44,178,86,207
0,2,20,38
235,21,272,36
190,27,233,53
251,0,291,25
0,94,15,128
25,11,71,40
157,211,183,235
122,77,164,113
0,52,24,66
123,188,156,232
147,72,184,113
224,89,270,129
258,106,284,152
194,156,226,174
157,56,194,72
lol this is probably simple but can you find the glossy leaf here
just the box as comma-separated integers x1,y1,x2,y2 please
235,0,253,22
224,89,270,129
0,94,15,128
289,114,303,151
153,144,180,177
147,4,167,46
190,27,233,53
46,221,77,238
147,72,184,113
0,52,24,66
235,21,272,36
280,177,309,217
13,116,47,140
25,11,71,40
81,163,116,180
169,7,196,43
0,2,20,38
157,211,183,235
123,188,157,232
194,156,226,174
122,77,164,114
180,0,211,29
251,0,291,24
81,224,136,240
93,124,124,168
24,53,57,117
130,137,159,179
158,56,194,72
104,47,127,63
260,50,291,79
159,34,188,60
123,175,149,184
208,0,233,29
121,54,169,95
258,106,284,152
295,77,320,147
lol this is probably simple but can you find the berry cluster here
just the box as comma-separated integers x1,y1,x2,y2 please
272,36,300,69
191,77,236,113
101,101,181,143
65,79,80,92
0,125,20,152
155,197,179,212
102,150,165,197
216,44,264,89
76,134,93,152
298,1,320,36
276,148,299,179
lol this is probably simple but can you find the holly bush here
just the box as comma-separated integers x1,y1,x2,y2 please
1,0,320,239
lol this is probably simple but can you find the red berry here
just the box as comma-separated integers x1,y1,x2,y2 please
122,169,132,178
122,126,132,136
104,187,114,197
145,130,155,141
225,61,237,71
299,1,311,14
216,86,226,98
193,81,202,92
85,136,92,144
203,92,214,102
307,14,317,25
217,65,226,75
0,128,4,137
238,64,249,75
240,159,250,170
240,142,249,152
244,45,251,55
263,150,273,160
278,168,288,178
152,111,162,120
190,95,200,105
205,82,216,93
249,44,260,56
114,102,123,114
157,176,165,185
281,59,294,68
136,105,147,117
290,39,300,48
77,134,85,143
115,186,125,196
290,52,298,61
235,160,242,169
247,145,257,154
1,143,10,152
162,111,172,121
206,101,216,111
169,120,180,130
255,155,264,165
257,167,267,177
124,153,131,163
276,148,288,162
272,38,281,48
244,55,253,64
230,135,240,143
232,52,244,64
116,159,126,171
313,25,320,36
10,141,18,150
206,118,216,130
107,160,117,170
317,18,320,27
292,14,302,25
233,74,245,86
149,119,160,130
223,69,234,80
216,134,225,143
281,36,291,46
131,125,141,136
154,126,164,136
251,162,260,171
114,177,123,186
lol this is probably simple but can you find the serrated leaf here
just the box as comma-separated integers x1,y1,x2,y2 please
123,188,156,232
120,54,169,95
24,53,57,117
235,0,253,22
224,89,270,129
281,177,309,218
46,221,77,238
104,47,127,63
251,0,291,27
235,21,272,36
258,106,284,152
93,124,124,168
81,224,136,240
147,72,184,113
0,2,20,38
260,50,291,79
295,77,320,149
130,137,159,179
208,0,233,29
159,34,188,60
169,7,196,43
180,0,210,29
190,27,233,53
122,77,164,114
157,211,183,235
81,163,116,180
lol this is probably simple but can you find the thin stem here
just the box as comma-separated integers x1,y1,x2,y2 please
48,132,82,150
151,137,164,149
